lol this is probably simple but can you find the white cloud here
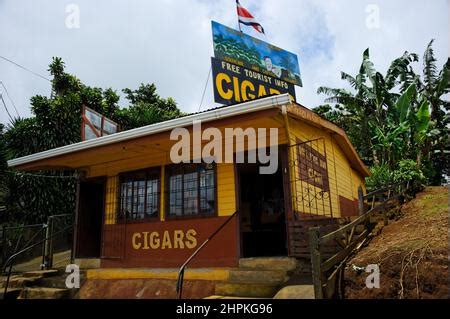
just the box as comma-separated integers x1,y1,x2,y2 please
0,0,448,125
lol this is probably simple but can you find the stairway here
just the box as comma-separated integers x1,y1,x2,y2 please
0,269,78,299
211,257,300,298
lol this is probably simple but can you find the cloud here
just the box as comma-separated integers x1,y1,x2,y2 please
0,0,448,125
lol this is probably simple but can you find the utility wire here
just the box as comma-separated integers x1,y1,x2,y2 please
0,55,51,82
4,170,78,179
0,93,14,122
0,81,20,117
198,65,212,112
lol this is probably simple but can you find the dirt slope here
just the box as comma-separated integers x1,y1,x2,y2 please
344,186,448,299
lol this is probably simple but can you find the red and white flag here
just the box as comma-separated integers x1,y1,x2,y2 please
236,0,265,34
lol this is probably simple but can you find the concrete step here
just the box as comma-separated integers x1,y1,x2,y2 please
239,257,298,272
1,275,42,288
0,288,22,300
228,269,287,285
22,269,59,278
215,282,280,298
273,285,315,299
18,287,70,299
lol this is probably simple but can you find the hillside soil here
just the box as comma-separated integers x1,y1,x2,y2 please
344,186,448,299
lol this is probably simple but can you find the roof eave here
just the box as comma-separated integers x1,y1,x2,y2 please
8,94,292,168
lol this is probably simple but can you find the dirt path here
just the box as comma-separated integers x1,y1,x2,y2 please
344,186,448,299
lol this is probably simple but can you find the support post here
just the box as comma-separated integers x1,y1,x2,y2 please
71,173,81,264
357,186,365,216
43,218,51,270
309,227,323,299
47,217,54,269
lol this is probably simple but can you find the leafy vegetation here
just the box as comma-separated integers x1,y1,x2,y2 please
1,57,183,226
366,160,426,194
314,40,449,190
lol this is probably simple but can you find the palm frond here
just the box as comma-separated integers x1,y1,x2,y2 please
360,48,376,80
317,86,353,97
385,51,419,90
434,58,450,98
340,72,357,89
423,39,438,90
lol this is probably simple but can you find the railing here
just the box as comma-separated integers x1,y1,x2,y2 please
42,214,73,269
2,224,73,299
1,223,47,269
309,182,410,299
176,211,237,299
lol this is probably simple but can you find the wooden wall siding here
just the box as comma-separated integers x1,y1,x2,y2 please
217,163,236,216
101,223,126,259
289,140,335,218
286,104,369,177
287,119,339,218
351,168,366,197
339,195,358,217
288,218,339,258
286,116,365,219
160,166,166,221
101,216,239,268
104,175,119,225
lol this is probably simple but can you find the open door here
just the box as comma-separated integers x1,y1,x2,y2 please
75,178,105,258
237,152,287,257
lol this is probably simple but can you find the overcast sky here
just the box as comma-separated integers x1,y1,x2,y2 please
0,0,448,124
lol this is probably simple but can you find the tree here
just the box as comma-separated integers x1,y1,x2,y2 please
0,124,10,225
316,49,417,164
3,58,183,225
419,40,450,183
117,83,183,130
315,42,449,184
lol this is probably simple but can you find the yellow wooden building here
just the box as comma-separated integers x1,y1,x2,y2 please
8,94,369,269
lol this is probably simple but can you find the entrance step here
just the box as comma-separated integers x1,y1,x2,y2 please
75,258,100,269
18,287,70,299
215,282,279,298
0,288,22,300
0,268,80,300
228,269,287,285
1,275,42,288
273,285,315,299
239,257,298,272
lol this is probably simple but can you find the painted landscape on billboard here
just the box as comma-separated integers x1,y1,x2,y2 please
212,21,302,87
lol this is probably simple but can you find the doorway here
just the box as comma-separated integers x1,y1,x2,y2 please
237,155,287,257
75,178,105,258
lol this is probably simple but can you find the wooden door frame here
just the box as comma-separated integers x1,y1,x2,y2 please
74,176,107,259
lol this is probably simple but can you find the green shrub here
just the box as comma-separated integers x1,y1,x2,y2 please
392,159,426,194
365,164,393,192
365,160,425,194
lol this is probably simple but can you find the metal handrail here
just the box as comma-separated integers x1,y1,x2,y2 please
1,223,47,269
2,224,73,299
176,211,238,299
2,224,46,231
